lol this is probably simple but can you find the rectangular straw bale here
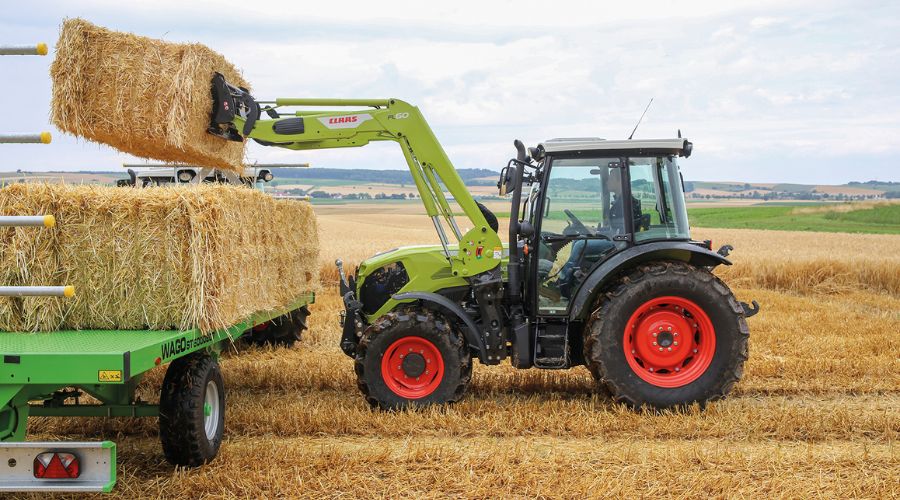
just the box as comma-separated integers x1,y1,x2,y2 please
0,184,318,333
50,18,249,172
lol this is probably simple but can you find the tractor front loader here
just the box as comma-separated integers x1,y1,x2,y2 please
209,74,759,410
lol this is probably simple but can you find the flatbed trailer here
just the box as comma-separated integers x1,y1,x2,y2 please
0,292,314,492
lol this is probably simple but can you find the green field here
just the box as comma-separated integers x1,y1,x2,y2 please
446,201,900,235
688,204,900,234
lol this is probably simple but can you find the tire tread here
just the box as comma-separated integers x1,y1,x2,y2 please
355,306,472,409
584,261,749,409
159,353,224,466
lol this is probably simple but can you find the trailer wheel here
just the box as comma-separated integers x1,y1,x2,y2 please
159,353,225,467
247,307,309,347
584,261,749,410
355,307,471,410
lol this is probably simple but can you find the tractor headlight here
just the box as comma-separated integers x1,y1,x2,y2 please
261,170,274,182
177,170,195,182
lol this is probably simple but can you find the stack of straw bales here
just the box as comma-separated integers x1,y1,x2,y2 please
0,184,318,333
50,18,248,173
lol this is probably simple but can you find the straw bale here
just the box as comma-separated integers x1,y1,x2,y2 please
0,184,318,333
50,18,249,172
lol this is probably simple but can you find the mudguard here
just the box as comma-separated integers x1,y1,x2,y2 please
392,291,488,363
568,241,731,321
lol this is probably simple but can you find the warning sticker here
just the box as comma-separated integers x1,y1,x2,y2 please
98,370,122,382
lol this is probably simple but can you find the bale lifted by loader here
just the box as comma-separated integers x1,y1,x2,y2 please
212,74,759,410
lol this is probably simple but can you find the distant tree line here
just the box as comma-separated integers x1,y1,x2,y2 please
271,167,497,184
689,190,883,201
297,189,418,200
848,180,900,186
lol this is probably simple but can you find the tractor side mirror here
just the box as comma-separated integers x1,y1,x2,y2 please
498,165,517,196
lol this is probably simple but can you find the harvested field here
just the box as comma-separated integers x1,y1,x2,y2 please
24,208,899,497
0,183,317,332
50,18,248,172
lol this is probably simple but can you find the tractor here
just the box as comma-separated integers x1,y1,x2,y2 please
207,73,758,409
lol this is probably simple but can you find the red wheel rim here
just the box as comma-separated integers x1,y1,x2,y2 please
623,296,715,388
381,336,445,399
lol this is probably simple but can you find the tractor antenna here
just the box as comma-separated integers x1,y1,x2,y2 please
627,98,654,140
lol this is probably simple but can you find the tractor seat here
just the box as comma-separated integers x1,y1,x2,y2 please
538,258,554,279
557,238,616,298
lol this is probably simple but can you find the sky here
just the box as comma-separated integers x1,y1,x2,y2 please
1,0,898,183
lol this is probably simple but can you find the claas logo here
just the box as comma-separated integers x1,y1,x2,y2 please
328,116,358,124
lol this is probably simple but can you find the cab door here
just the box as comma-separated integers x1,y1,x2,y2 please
531,156,629,316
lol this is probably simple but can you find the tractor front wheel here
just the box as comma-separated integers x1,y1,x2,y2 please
584,261,749,409
355,307,471,410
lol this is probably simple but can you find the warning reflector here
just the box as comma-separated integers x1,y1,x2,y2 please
33,452,80,479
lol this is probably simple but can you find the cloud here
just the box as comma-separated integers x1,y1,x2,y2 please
749,16,786,30
0,0,898,184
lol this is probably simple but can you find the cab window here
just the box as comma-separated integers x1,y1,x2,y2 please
535,158,625,315
629,157,690,242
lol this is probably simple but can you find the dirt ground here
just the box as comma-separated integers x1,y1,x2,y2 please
25,204,899,498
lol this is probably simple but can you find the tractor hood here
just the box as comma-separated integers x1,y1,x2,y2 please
359,244,511,277
354,244,510,320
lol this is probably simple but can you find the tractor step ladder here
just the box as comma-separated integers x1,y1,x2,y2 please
533,323,570,369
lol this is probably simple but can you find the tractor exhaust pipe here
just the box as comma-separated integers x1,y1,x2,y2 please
507,139,532,368
507,139,527,301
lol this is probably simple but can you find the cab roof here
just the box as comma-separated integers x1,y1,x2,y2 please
538,137,691,157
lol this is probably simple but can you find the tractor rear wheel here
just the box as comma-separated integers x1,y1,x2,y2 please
584,261,749,409
355,307,471,410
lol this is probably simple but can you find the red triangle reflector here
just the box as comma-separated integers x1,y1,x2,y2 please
33,452,80,479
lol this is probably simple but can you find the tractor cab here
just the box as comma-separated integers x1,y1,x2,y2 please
520,138,692,316
495,137,721,370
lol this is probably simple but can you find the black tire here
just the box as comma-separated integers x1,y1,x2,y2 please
355,307,472,410
584,261,749,410
246,307,309,347
159,353,225,467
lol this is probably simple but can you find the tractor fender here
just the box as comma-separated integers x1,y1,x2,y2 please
568,241,731,321
392,291,488,363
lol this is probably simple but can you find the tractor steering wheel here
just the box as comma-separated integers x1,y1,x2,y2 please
563,209,592,236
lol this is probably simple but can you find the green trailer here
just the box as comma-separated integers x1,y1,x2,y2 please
0,40,317,493
0,293,314,492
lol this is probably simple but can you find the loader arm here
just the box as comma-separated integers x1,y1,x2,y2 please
221,94,502,278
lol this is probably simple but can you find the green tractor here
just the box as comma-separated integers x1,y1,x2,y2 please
208,74,758,409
